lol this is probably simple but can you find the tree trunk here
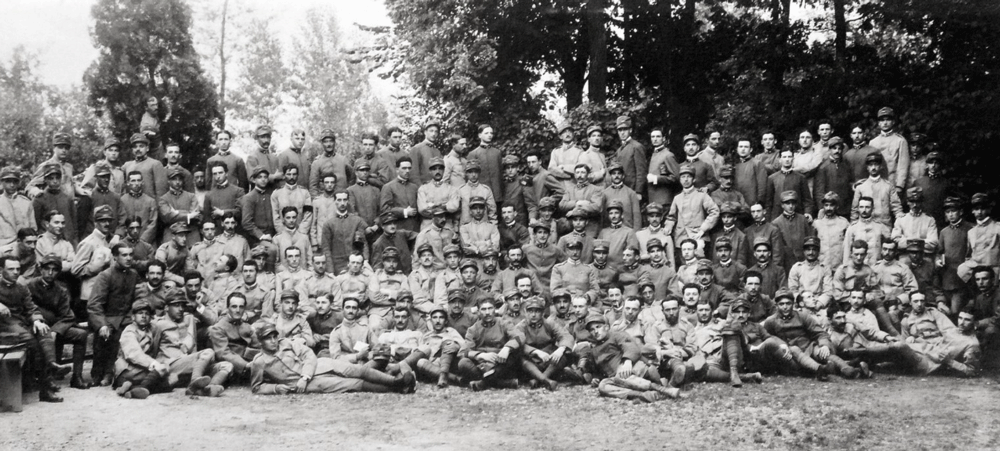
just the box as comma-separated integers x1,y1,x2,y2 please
219,0,228,130
586,0,607,105
833,0,846,65
781,0,791,26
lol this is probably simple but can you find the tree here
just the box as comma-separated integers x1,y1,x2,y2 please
86,0,220,169
228,17,290,125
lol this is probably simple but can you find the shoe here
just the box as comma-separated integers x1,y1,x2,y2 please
402,371,417,394
39,390,63,403
128,388,150,400
815,364,830,382
730,370,743,388
858,362,873,379
469,381,486,392
945,360,977,377
544,379,559,391
527,379,539,389
739,372,763,384
652,384,681,399
205,385,225,397
670,364,688,388
638,391,663,403
583,372,594,385
115,381,133,397
44,381,62,393
495,378,519,389
50,363,72,380
561,367,586,385
436,373,450,389
842,366,860,379
70,375,91,390
185,376,211,396
99,374,113,387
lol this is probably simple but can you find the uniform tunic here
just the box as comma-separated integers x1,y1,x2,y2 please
615,138,648,197
667,187,720,248
869,131,909,190
380,178,420,232
523,243,566,294
843,218,891,266
241,187,274,240
443,151,467,187
585,331,640,378
457,182,497,225
550,259,599,300
209,316,258,373
763,311,832,354
814,159,853,217
34,190,78,244
772,213,816,268
271,184,313,237
321,213,368,275
72,229,113,301
647,146,680,207
813,213,850,270
681,156,719,192
851,177,903,227
409,140,442,186
734,156,767,209
122,157,168,200
203,182,244,224
597,224,639,268
417,181,461,230
637,226,676,266
832,264,879,303
602,184,642,229
765,169,813,219
467,145,503,201
940,220,972,291
0,192,36,247
892,212,938,249
206,151,249,190
968,218,1000,268
158,189,201,246
88,265,139,331
787,260,834,298
120,192,158,244
277,148,311,189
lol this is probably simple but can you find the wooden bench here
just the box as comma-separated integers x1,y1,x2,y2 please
0,344,27,413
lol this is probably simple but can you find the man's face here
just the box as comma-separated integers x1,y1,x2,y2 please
647,213,662,228
260,334,279,354
2,179,18,194
851,246,867,266
185,277,202,296
285,168,299,186
661,300,680,323
571,216,587,232
708,132,721,148
736,141,751,158
858,200,873,219
608,289,623,306
166,146,181,164
804,246,818,262
430,164,444,181
478,302,496,321
45,173,61,191
242,265,258,285
818,124,832,140
322,138,336,154
588,323,609,341
393,309,409,330
445,253,460,269
479,127,494,144
133,309,152,328
286,250,301,269
168,176,183,191
212,167,226,185
754,246,770,264
851,127,865,146
641,286,655,303
389,131,403,147
617,126,631,141
779,151,794,168
202,223,217,241
776,298,794,316
1,260,20,283
573,167,588,183
683,141,699,156
849,291,865,310
500,206,516,224
881,242,897,261
751,204,765,222
361,139,377,157
973,206,988,221
256,133,272,150
461,267,478,285
587,131,602,148
253,173,268,190
696,304,713,323
623,299,641,322
593,249,608,265
166,302,185,322
133,143,148,159
679,173,694,189
957,313,975,333
830,144,844,161
823,201,837,216
397,162,412,181
681,243,696,261
282,210,299,230
425,126,440,142
534,228,550,245
417,250,434,268
800,291,817,311
449,299,464,315
219,217,237,234
430,311,447,331
115,248,134,268
516,277,532,297
526,306,544,324
719,175,733,189
507,248,523,265
146,266,164,287
799,132,813,149
571,298,588,319
554,296,570,315
217,133,231,151
945,208,961,224
650,131,664,148
568,246,582,261
608,208,622,224
95,217,113,235
927,160,939,173
910,295,926,315
343,300,360,320
696,270,713,287
721,212,736,227
228,297,247,319
470,205,485,221
334,194,349,212
761,134,775,150
384,257,399,273
744,277,760,296
526,156,541,172
975,271,994,292
732,306,751,324
867,161,880,177
40,264,58,284
104,145,120,163
830,311,847,331
291,132,306,149
347,255,364,274
281,298,297,316
878,117,894,132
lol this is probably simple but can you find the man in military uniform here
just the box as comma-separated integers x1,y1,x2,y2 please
523,220,567,295
597,199,640,269
962,193,1000,283
154,292,231,396
87,243,139,386
208,292,259,384
603,161,642,228
416,156,460,231
814,137,853,218
869,107,910,197
844,196,892,266
548,121,583,181
550,236,599,304
749,237,786,298
558,207,595,264
328,295,379,363
711,237,747,293
913,151,949,228
120,169,158,245
517,296,578,390
380,157,421,233
787,236,834,309
73,205,116,315
0,166,36,247
667,163,720,263
852,153,903,228
28,132,80,199
710,202,750,266
33,162,78,245
558,164,605,238
309,129,351,195
28,254,89,388
636,203,674,265
409,120,444,186
206,130,249,190
113,300,164,399
461,298,524,391
643,298,698,388
813,192,850,270
647,128,681,207
940,197,971,315
500,155,531,227
763,290,858,381
0,256,63,401
583,313,682,402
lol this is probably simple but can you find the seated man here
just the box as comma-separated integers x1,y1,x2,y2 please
581,313,682,403
271,289,315,348
787,236,834,309
27,254,89,389
309,294,343,357
643,298,698,387
550,235,599,304
460,298,524,391
516,296,580,390
445,290,476,337
701,298,779,385
154,292,232,397
113,300,166,400
329,295,379,363
763,289,859,381
898,290,978,376
369,247,411,327
250,323,415,395
0,255,62,402
412,304,467,388
208,292,260,384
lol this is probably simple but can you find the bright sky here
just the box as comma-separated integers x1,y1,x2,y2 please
0,0,391,88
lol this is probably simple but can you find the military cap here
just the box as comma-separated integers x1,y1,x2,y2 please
94,161,113,177
428,157,445,169
923,241,937,254
729,297,751,313
718,165,734,178
397,290,414,301
447,289,467,303
910,132,927,143
443,244,461,256
925,151,942,163
166,289,188,305
644,202,664,215
481,245,500,258
719,202,739,216
469,196,487,207
780,190,799,203
906,239,925,253
380,211,399,225
428,204,448,216
459,259,479,272
803,236,821,249
606,199,624,212
0,166,20,181
502,154,520,166
167,166,185,179
251,166,269,178
773,289,795,303
39,253,62,268
551,289,570,300
503,290,521,301
678,164,695,177
139,124,157,136
821,191,841,206
827,136,844,147
646,238,664,251
52,132,72,147
906,186,924,202
529,219,551,232
971,192,990,207
275,289,298,302
865,152,883,165
877,107,895,118
93,205,115,221
170,222,191,234
584,313,607,328
371,343,392,361
103,137,121,150
254,125,273,137
131,300,154,314
538,196,557,210
586,125,603,136
42,162,62,177
714,237,732,250
416,243,434,255
464,159,481,172
695,259,714,274
129,133,150,145
354,160,371,171
607,161,624,174
428,304,448,316
250,245,270,257
574,162,591,173
424,119,442,130
593,239,610,252
565,235,583,249
753,236,771,250
524,297,545,311
255,322,279,341
682,134,700,144
556,121,573,134
565,207,588,219
943,196,963,209
319,128,336,140
382,246,401,260
615,115,632,129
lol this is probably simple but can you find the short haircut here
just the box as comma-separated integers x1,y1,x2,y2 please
387,126,403,136
184,271,203,283
851,240,869,251
220,255,238,272
127,170,143,180
478,124,493,133
281,206,298,217
43,209,64,223
16,228,37,240
285,246,301,257
227,292,247,307
743,270,763,283
210,161,229,174
242,259,259,271
146,260,166,273
397,156,413,168
283,164,298,175
217,130,233,140
682,283,701,294
361,132,380,145
111,242,132,256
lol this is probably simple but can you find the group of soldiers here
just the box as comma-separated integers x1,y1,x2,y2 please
0,105,996,405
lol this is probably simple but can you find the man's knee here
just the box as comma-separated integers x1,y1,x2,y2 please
198,349,216,360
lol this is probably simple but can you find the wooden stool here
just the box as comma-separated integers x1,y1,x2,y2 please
0,344,27,413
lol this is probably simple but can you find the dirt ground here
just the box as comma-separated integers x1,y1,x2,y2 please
3,371,999,451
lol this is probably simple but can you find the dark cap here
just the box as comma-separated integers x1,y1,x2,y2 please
93,205,115,221
0,166,20,181
565,236,583,249
593,239,610,252
447,289,467,303
380,211,399,225
397,290,414,301
615,115,632,129
169,222,191,234
682,133,700,144
714,237,732,250
129,133,149,145
469,196,487,207
565,208,588,219
524,297,545,311
428,157,445,169
459,259,478,271
551,289,570,300
605,199,624,212
131,300,153,314
753,236,771,250
167,166,185,179
803,236,821,249
538,197,557,210
646,238,664,252
254,125,273,137
443,244,461,256
354,160,371,171
906,239,925,253
774,289,795,303
678,164,695,177
877,107,895,118
280,289,299,302
607,161,624,174
718,165,734,178
52,132,72,147
382,246,400,260
865,152,884,165
319,128,336,140
971,192,990,207
251,166,269,178
556,121,573,134
424,119,442,130
529,219,551,232
464,160,481,172
584,313,607,328
256,322,279,340
925,151,942,163
943,196,963,209
416,243,434,255
644,203,663,215
827,136,844,147
94,161,113,177
428,205,448,216
502,155,520,166
695,259,714,274
586,125,603,136
103,137,121,150
780,190,799,203
42,162,62,177
39,253,62,268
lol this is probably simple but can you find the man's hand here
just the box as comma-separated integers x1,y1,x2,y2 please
99,326,111,339
0,303,10,318
33,321,50,335
533,349,551,362
550,347,566,364
403,206,417,218
779,344,791,359
152,361,168,377
295,378,309,393
275,384,292,395
497,347,510,364
646,173,657,185
478,352,498,364
805,214,813,222
885,335,899,343
260,234,272,242
213,207,225,217
816,346,830,360
616,360,633,379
